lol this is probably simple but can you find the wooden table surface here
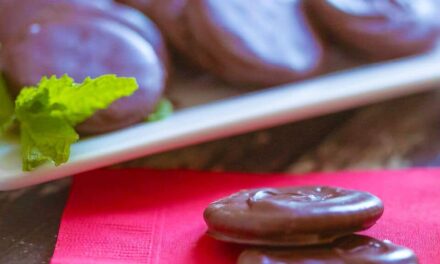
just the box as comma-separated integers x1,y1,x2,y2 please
1,89,440,263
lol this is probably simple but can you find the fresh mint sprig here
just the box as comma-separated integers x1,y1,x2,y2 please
13,74,138,171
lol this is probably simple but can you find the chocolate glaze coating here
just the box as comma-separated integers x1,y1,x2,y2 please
238,235,419,264
0,0,109,44
182,0,325,86
204,186,384,246
307,0,440,60
1,11,166,134
110,2,169,64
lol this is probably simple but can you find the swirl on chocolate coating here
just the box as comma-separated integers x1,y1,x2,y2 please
204,186,384,246
238,235,419,264
307,0,440,60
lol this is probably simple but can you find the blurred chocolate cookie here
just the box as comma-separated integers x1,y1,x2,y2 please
1,2,167,134
0,0,168,62
238,235,419,264
204,186,384,246
118,0,325,86
183,0,325,86
307,0,440,60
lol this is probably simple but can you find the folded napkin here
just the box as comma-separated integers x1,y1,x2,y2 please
51,169,440,264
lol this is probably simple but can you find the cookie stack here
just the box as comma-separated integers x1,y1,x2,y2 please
0,0,168,134
204,186,418,263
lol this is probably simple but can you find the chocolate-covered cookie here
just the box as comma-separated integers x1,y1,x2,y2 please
307,0,440,60
0,0,168,62
1,10,166,134
182,0,325,86
238,235,419,264
204,186,384,246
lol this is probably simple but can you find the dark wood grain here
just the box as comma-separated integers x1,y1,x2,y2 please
0,179,70,264
2,90,440,263
289,90,440,173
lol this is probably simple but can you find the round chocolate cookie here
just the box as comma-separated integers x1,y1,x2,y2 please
182,0,325,86
204,186,384,246
0,0,168,62
307,0,440,60
238,235,419,264
1,12,166,134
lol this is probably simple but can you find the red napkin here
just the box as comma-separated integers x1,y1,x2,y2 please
51,169,440,264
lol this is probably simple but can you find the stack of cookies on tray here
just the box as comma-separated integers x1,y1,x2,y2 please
1,0,439,134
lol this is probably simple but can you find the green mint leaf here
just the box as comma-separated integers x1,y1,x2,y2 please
15,74,138,171
36,74,139,125
20,115,78,171
147,98,173,122
0,74,15,133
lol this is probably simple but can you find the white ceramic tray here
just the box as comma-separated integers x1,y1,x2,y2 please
1,50,440,190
